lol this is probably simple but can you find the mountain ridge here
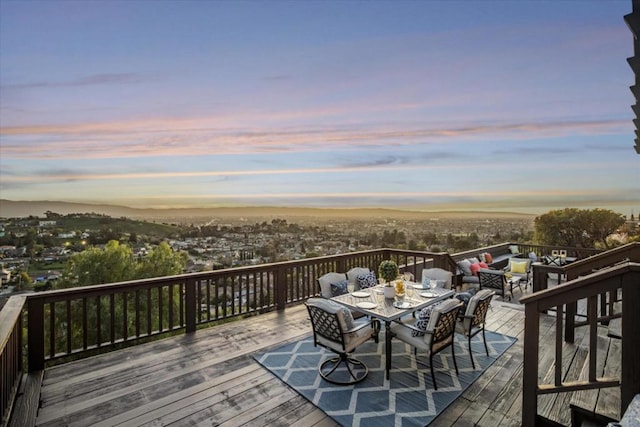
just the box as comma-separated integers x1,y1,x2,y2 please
0,199,535,221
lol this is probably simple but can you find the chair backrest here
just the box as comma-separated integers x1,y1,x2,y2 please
545,255,562,266
421,268,453,289
305,298,346,350
346,267,370,284
428,299,463,348
317,272,348,298
464,289,494,330
477,269,506,292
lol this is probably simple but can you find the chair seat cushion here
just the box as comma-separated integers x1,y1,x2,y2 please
391,320,432,351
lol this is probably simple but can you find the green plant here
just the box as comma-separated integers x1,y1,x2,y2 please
378,260,399,284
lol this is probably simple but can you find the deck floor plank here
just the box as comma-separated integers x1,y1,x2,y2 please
31,299,621,427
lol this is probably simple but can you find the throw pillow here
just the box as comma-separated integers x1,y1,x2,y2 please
479,261,488,269
455,292,472,316
509,245,520,254
356,271,377,289
413,302,441,337
470,263,481,276
485,253,493,263
336,307,355,332
457,259,473,276
510,260,528,274
479,253,486,263
330,279,348,297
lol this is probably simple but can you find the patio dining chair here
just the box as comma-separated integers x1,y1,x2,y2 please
317,272,348,298
477,268,511,300
305,297,376,385
504,257,532,289
390,299,463,390
421,267,453,289
455,289,494,369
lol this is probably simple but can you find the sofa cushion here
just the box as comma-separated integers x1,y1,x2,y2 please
457,259,473,276
485,253,493,263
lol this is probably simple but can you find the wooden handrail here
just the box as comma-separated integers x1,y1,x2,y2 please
521,262,640,426
0,295,26,426
563,243,640,343
565,242,640,281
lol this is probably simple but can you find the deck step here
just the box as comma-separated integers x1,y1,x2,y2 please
8,370,43,427
570,333,621,427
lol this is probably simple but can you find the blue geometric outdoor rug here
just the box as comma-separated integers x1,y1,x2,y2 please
254,330,516,427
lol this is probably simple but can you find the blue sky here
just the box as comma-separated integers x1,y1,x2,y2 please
0,0,638,215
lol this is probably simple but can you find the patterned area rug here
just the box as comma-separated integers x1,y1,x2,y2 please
254,330,516,427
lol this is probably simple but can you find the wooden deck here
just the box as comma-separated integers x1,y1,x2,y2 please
27,296,618,427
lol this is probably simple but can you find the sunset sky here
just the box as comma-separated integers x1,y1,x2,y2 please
1,0,638,215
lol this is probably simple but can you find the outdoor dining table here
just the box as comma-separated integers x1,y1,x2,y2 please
331,284,455,380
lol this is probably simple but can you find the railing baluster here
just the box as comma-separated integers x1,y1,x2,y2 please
146,288,152,336
555,304,563,386
122,291,128,341
66,300,72,354
96,295,101,347
110,293,115,344
185,278,196,333
158,286,163,332
82,297,88,350
179,281,184,327
168,283,174,329
588,294,598,383
48,302,55,359
135,290,140,338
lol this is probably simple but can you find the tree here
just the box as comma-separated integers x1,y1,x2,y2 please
57,240,135,288
137,242,187,278
534,208,625,249
56,240,187,288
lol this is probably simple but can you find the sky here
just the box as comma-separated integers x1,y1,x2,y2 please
1,0,638,216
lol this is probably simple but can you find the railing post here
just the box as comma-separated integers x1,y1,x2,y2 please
621,271,640,413
185,278,196,333
275,265,287,311
522,301,540,427
27,296,45,372
565,301,576,343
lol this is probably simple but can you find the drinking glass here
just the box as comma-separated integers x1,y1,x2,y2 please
375,291,385,305
347,281,355,294
406,285,414,299
403,272,411,282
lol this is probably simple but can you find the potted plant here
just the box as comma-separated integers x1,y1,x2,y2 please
378,260,399,298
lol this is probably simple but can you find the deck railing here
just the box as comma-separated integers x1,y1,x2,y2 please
520,261,640,426
1,241,623,426
0,296,25,427
1,248,454,381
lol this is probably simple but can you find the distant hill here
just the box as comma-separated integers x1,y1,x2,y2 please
0,199,535,223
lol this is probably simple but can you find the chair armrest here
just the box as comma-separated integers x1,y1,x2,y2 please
392,319,423,333
343,322,373,334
